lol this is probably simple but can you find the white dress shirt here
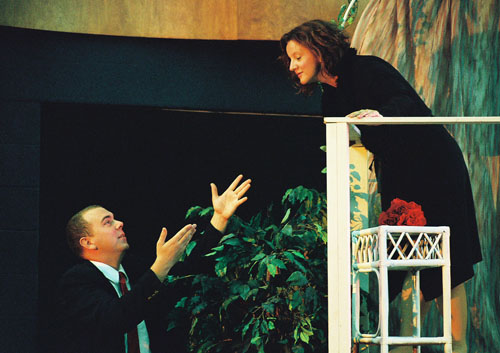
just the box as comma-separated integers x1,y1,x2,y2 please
90,261,152,353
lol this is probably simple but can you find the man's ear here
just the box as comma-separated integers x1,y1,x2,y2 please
80,236,97,250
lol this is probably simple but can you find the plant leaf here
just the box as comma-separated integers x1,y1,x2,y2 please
251,253,266,261
287,271,308,286
175,296,188,308
200,207,213,217
167,320,176,331
185,206,202,219
262,302,274,314
271,258,287,270
224,238,242,246
239,284,251,300
215,261,227,277
290,290,303,310
267,263,278,277
337,4,347,23
241,318,254,339
189,317,198,336
221,295,239,311
292,346,305,353
282,224,293,236
281,208,291,224
251,335,261,345
219,233,237,243
290,250,306,259
185,241,197,256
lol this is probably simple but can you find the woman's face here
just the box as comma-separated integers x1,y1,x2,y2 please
286,40,322,85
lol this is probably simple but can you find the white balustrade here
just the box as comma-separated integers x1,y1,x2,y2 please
324,116,500,352
352,226,451,353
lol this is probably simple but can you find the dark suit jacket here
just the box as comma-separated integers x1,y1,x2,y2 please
55,224,222,353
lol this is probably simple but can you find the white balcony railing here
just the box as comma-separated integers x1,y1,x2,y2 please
324,116,500,352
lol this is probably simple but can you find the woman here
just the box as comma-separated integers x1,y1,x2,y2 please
280,19,481,353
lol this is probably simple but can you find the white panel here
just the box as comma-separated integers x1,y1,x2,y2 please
326,122,351,352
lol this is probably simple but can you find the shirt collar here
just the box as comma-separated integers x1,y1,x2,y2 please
90,260,127,284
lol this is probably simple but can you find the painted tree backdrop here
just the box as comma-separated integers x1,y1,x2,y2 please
351,1,500,351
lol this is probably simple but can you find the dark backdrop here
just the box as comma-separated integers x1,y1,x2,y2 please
39,102,326,350
0,25,323,352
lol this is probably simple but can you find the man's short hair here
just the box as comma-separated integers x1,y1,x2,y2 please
66,205,102,257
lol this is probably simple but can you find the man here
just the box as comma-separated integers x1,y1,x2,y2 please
55,175,251,353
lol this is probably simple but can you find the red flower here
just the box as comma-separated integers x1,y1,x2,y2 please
378,198,427,226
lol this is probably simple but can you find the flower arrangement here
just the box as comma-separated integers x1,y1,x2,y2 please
378,198,427,226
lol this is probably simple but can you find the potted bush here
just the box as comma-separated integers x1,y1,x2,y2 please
165,186,328,353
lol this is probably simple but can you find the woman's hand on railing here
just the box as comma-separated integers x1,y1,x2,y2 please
346,109,382,118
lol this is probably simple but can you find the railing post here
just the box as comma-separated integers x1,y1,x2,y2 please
326,121,351,352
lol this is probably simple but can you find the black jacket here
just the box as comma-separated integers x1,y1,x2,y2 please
322,49,482,293
55,224,222,353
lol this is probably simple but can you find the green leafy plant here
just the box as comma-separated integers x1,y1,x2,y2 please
336,0,359,30
166,186,328,353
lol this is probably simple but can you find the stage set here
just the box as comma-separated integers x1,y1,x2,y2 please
0,1,499,352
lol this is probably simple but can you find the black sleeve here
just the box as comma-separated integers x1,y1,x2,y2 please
351,58,437,158
352,58,432,117
55,263,166,350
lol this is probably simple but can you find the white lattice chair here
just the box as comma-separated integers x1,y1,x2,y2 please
351,225,452,353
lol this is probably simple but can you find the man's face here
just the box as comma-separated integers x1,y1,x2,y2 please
82,207,129,255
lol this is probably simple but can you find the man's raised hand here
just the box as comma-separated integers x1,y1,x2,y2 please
150,224,197,281
210,174,251,232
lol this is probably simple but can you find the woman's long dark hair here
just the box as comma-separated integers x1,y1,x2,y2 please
279,19,351,95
